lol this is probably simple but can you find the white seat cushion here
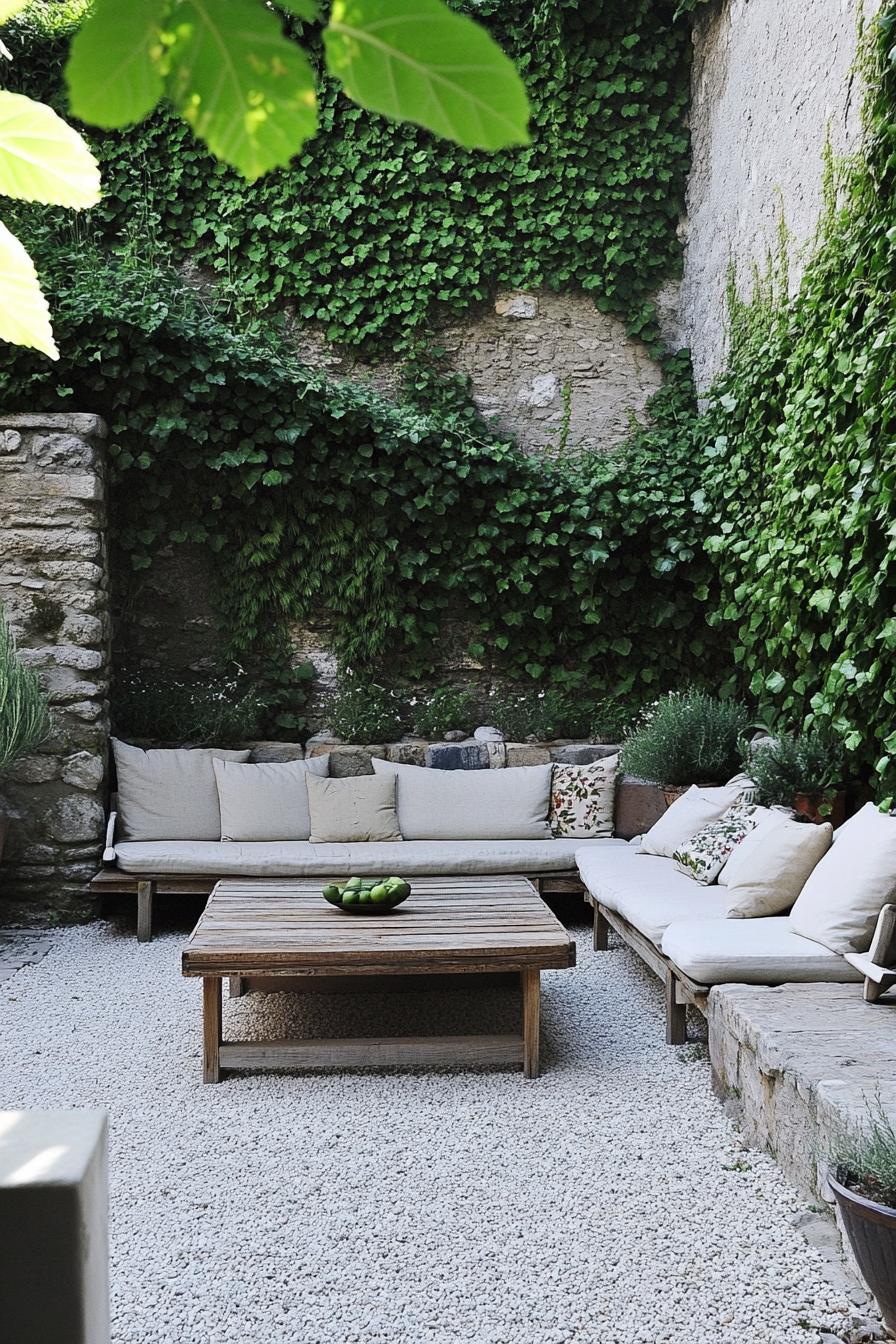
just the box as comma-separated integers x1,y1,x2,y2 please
576,846,728,944
114,836,627,877
661,918,862,986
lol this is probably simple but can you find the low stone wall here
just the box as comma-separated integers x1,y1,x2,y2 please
0,414,111,922
708,981,896,1319
301,735,618,774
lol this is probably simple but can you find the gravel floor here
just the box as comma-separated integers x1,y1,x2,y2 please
0,920,875,1344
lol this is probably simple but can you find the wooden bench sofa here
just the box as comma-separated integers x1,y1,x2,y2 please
576,844,870,1044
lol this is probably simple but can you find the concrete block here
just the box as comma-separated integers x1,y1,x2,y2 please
0,1110,108,1344
247,741,305,762
549,744,620,765
505,743,551,767
425,743,488,770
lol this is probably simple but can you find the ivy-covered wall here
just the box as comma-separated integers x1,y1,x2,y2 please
0,0,711,734
4,0,696,350
692,8,896,800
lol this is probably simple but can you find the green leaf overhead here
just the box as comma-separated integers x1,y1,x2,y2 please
0,0,28,22
324,0,530,150
0,91,101,207
0,220,57,359
65,0,167,130
164,0,318,180
275,0,320,20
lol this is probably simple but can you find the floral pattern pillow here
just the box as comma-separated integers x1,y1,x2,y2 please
672,803,760,884
550,755,618,839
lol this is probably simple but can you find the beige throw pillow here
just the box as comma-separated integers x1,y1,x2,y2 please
550,755,618,838
789,802,896,953
638,782,747,859
371,758,552,840
214,756,329,841
307,773,402,844
723,812,833,918
113,740,251,841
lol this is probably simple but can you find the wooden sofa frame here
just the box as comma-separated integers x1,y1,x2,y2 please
90,808,585,941
587,893,709,1046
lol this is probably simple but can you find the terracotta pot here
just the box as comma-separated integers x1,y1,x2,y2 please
661,783,721,809
794,791,846,828
829,1170,896,1335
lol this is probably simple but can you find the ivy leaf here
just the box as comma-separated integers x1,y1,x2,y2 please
165,0,318,180
0,220,58,359
324,0,530,151
276,0,320,18
0,91,101,207
66,0,167,130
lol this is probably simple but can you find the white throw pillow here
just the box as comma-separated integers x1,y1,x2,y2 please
550,755,618,838
789,802,896,953
672,803,761,885
638,782,747,859
214,756,329,841
724,811,832,918
112,740,251,841
372,758,552,840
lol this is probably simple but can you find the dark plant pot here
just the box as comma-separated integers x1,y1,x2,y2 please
829,1170,896,1335
0,813,7,866
794,791,846,828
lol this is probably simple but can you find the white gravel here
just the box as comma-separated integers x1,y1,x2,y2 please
0,921,868,1344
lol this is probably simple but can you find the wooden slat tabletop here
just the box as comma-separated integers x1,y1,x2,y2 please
182,876,575,976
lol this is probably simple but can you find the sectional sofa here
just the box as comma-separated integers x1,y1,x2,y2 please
577,842,862,1044
92,740,650,941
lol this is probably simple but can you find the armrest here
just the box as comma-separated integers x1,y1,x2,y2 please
103,810,118,865
868,902,896,969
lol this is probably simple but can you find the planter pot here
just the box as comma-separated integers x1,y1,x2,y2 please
794,791,846,828
829,1170,896,1335
0,813,6,866
661,783,721,809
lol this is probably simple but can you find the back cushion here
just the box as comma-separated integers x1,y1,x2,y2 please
789,802,896,953
112,740,251,841
372,758,552,840
638,782,748,858
214,756,329,841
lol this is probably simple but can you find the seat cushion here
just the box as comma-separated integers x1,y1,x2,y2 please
576,845,728,944
371,758,552,840
114,836,627,877
661,918,862,986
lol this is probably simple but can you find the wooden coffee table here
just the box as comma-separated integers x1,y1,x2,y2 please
181,875,575,1083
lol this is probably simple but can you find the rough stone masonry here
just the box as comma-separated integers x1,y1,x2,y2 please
0,415,111,921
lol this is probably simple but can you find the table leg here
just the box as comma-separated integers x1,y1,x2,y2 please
203,977,222,1084
521,967,540,1079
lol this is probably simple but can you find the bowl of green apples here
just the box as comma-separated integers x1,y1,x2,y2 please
322,875,412,914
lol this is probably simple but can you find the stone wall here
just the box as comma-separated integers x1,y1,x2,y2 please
680,0,881,391
0,415,111,921
289,286,676,456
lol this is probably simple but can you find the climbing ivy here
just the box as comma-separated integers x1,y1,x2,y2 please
698,10,896,800
4,0,697,349
0,248,714,710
